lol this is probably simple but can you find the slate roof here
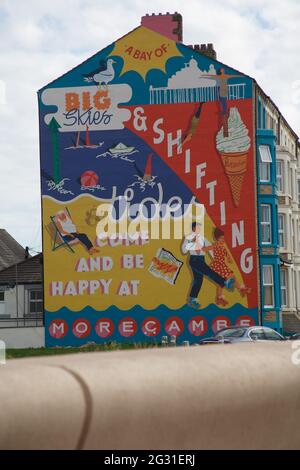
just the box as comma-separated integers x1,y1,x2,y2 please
0,229,26,271
0,254,43,285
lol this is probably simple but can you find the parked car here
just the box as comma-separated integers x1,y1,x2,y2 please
199,326,286,345
289,333,300,340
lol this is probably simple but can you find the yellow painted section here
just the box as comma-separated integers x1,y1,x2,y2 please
43,196,247,312
110,26,182,79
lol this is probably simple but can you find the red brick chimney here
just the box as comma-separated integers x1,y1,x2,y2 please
141,12,183,42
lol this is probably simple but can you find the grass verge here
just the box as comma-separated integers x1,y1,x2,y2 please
6,342,160,359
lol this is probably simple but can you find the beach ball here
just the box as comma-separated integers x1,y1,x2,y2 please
80,170,99,187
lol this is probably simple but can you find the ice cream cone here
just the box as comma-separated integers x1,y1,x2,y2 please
220,151,248,207
216,108,251,207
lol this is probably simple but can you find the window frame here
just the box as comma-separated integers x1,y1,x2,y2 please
27,288,43,316
278,213,285,249
259,145,272,163
290,168,294,199
292,219,296,252
260,161,271,182
261,204,272,244
280,269,288,307
276,161,284,193
263,265,275,308
259,145,272,183
0,288,6,316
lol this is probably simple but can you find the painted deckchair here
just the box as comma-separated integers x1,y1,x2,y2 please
49,207,79,253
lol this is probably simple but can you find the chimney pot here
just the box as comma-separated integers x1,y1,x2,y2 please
195,43,217,60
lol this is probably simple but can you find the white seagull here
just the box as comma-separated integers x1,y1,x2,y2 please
83,59,116,86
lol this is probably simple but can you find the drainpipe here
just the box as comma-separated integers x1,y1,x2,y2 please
15,264,19,324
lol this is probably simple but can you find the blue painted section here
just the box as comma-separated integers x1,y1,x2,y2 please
38,42,253,106
262,107,266,129
39,126,195,206
256,128,281,330
257,96,266,130
45,304,259,347
258,97,262,129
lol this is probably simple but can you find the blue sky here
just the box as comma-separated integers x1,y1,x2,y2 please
0,0,299,251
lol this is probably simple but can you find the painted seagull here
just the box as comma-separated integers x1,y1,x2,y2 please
83,59,116,86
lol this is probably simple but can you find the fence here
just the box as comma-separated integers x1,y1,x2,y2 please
149,83,246,105
0,314,44,328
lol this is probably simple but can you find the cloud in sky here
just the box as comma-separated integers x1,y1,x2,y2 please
0,0,299,250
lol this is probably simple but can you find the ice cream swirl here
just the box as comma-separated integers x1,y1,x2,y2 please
216,107,251,153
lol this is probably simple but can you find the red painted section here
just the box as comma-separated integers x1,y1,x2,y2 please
85,125,90,146
141,14,180,42
144,153,153,176
125,98,258,309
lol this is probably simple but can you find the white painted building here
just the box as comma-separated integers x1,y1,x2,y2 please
0,254,44,348
277,135,300,333
257,89,300,333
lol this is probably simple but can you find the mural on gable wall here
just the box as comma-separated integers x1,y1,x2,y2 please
39,26,259,346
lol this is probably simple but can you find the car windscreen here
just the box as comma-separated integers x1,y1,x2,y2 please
216,328,246,338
